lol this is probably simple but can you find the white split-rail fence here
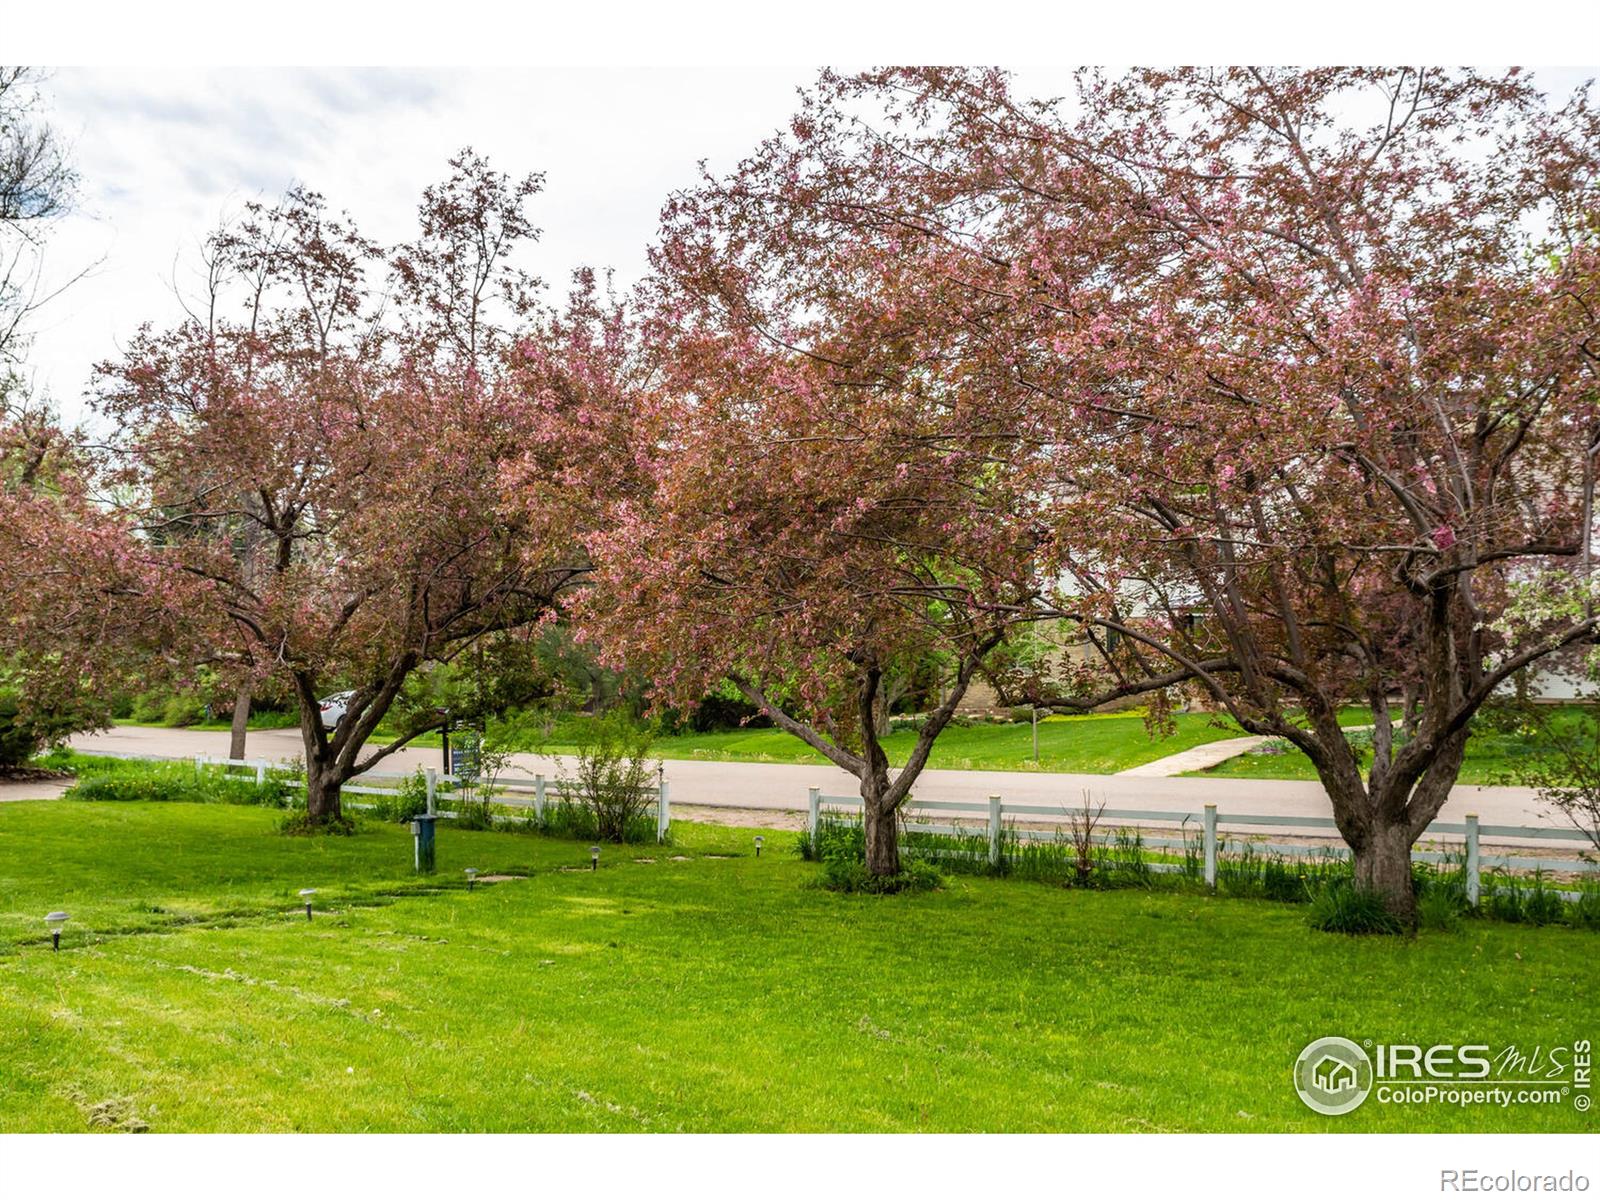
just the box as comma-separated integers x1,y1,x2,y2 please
805,788,1599,904
191,755,671,843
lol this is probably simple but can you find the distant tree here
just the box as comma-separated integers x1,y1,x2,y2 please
0,66,78,377
95,153,620,825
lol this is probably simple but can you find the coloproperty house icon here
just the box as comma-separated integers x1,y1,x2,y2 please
1313,1055,1357,1094
1294,1036,1375,1115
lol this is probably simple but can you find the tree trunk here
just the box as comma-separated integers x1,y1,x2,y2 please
304,767,344,825
228,682,252,761
1352,818,1418,928
863,788,901,876
1309,742,1420,929
857,663,902,876
296,692,345,827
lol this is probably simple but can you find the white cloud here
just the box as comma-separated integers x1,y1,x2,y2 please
20,65,1597,425
24,67,817,421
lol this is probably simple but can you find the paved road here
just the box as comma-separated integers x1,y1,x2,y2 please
70,724,1566,837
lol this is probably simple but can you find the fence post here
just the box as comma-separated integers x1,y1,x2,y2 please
424,767,438,817
988,794,1002,868
195,754,205,776
1203,804,1218,891
657,778,671,844
255,762,266,786
1465,812,1480,908
808,787,821,843
534,773,546,821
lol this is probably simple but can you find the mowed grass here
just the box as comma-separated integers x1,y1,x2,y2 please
524,710,1259,773
1,801,1594,1133
1193,711,1589,785
120,708,1256,772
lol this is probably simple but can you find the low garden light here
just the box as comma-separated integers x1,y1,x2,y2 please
465,867,479,891
754,835,764,858
45,911,69,951
298,888,317,921
589,845,600,871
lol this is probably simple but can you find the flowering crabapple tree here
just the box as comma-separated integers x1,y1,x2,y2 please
0,401,195,764
94,153,607,825
806,67,1600,921
576,138,1057,877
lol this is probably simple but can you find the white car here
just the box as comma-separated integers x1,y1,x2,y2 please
318,691,354,731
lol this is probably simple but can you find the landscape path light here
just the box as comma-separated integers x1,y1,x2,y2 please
45,911,68,951
465,867,479,891
589,845,600,871
754,835,764,858
298,889,317,921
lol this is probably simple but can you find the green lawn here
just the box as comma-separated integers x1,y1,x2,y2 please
115,712,301,733
0,800,1593,1132
1191,714,1584,785
111,705,1397,777
380,709,1257,772
561,710,1257,773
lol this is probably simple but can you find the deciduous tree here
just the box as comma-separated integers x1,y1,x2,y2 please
95,153,608,824
575,132,1057,875
803,67,1600,920
0,402,191,764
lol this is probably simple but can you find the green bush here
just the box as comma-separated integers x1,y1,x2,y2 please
0,686,100,768
64,760,291,808
812,815,865,862
558,712,662,843
525,796,656,843
161,693,209,727
127,689,169,725
819,856,943,895
0,690,41,767
278,809,356,836
365,769,432,824
1306,882,1404,935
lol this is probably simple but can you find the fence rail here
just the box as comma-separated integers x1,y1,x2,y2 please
191,755,671,843
805,788,1596,903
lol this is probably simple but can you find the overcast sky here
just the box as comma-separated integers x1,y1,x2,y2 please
17,65,1599,424
23,67,823,422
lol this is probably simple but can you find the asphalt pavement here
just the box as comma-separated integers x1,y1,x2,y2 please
69,723,1566,836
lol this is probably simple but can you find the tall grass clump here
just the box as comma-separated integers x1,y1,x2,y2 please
1306,881,1404,935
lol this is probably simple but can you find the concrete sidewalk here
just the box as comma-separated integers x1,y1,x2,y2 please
1116,735,1269,777
0,779,71,802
